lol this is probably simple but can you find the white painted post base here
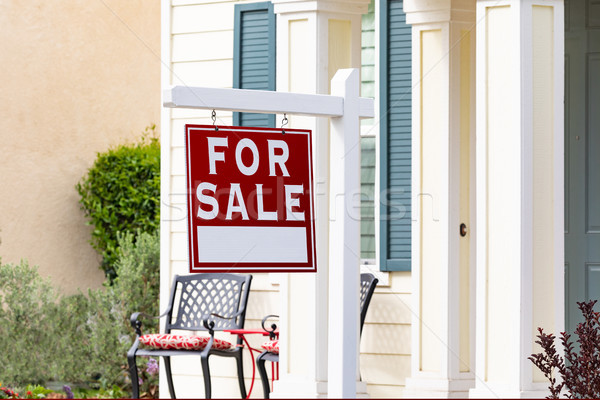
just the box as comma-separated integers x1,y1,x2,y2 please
404,377,476,398
270,380,368,399
469,386,549,399
270,378,329,399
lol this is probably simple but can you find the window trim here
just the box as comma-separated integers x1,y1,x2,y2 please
360,126,377,268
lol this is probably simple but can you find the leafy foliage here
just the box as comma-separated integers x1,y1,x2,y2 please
23,384,55,399
0,231,160,390
75,126,160,279
71,384,128,399
81,231,160,386
529,300,600,399
48,293,93,383
137,358,159,399
112,231,161,334
0,260,58,385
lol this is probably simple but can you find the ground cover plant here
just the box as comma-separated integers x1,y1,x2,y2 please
0,380,157,399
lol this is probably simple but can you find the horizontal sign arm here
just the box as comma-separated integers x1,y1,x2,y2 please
163,86,374,118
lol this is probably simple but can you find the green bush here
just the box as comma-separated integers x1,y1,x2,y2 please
75,126,160,279
112,230,161,331
82,230,160,387
50,293,93,383
0,231,160,389
0,260,57,385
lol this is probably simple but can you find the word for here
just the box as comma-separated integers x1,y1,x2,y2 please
196,137,305,221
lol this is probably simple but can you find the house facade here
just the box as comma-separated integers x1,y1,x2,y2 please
160,0,593,397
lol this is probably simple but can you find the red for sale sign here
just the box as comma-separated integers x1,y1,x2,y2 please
185,125,317,273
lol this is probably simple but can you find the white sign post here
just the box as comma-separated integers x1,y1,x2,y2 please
164,68,373,397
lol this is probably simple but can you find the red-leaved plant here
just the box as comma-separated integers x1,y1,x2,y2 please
529,300,600,399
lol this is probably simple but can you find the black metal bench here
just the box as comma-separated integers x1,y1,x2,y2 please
256,272,378,398
127,273,252,399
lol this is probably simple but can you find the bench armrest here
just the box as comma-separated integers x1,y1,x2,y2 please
201,310,245,335
261,314,279,340
130,310,170,336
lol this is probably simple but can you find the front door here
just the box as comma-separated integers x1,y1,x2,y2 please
565,0,600,333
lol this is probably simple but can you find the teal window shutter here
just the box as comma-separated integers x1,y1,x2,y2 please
233,2,276,127
380,0,412,271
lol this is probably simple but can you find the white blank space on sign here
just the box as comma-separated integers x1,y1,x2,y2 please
197,226,308,263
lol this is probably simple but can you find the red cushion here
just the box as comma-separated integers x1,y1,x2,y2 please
261,340,279,354
139,334,232,350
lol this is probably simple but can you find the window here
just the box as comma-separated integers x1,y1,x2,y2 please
233,2,276,127
231,0,412,272
361,0,377,263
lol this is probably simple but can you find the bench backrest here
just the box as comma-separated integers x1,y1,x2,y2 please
165,273,252,333
359,273,379,335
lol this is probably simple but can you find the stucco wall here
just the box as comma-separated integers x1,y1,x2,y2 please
0,0,161,292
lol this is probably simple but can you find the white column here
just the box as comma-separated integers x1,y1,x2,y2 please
403,0,477,397
270,1,370,397
471,0,564,397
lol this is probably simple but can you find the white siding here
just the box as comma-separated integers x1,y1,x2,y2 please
360,272,412,396
164,2,278,397
163,0,412,397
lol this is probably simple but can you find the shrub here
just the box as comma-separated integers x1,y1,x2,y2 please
0,260,57,385
81,230,160,387
529,300,600,399
47,293,93,383
75,126,160,279
0,260,94,386
111,230,161,333
0,231,160,390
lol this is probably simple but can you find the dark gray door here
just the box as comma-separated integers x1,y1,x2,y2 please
565,0,600,333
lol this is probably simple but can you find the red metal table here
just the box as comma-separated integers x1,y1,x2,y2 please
224,328,279,399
